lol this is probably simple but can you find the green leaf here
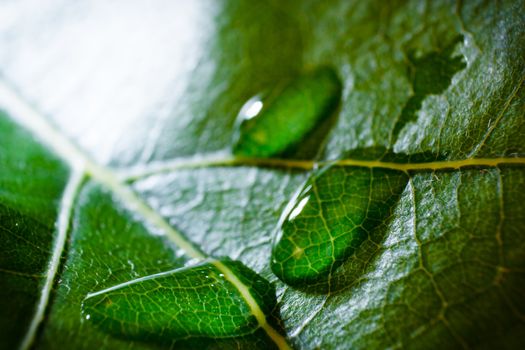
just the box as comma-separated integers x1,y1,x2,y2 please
0,114,70,350
1,0,524,349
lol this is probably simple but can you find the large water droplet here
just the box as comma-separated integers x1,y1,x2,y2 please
232,67,342,158
271,164,408,288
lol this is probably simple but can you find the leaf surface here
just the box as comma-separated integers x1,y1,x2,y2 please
0,1,524,349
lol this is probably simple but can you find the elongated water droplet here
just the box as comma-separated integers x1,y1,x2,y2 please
232,67,342,157
271,165,408,288
82,260,280,343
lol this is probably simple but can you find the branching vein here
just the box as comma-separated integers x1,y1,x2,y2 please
0,80,291,350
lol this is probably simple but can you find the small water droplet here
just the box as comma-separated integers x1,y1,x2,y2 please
232,67,341,157
85,314,91,320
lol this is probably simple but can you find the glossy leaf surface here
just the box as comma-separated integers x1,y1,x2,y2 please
0,1,524,349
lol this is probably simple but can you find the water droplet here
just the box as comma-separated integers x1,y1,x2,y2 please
232,67,341,157
82,260,282,343
271,165,408,288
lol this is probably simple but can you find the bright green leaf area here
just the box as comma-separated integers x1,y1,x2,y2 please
0,0,524,349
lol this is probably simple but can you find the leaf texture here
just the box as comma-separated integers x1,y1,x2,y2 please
0,0,524,349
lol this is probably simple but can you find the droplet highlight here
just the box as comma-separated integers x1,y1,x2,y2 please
232,67,342,158
271,165,408,288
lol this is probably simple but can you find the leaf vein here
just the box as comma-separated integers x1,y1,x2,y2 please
0,79,291,350
19,169,84,350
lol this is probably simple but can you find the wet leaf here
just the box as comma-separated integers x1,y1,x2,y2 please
0,1,524,349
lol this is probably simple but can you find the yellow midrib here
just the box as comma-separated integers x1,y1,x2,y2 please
0,82,291,349
120,154,525,181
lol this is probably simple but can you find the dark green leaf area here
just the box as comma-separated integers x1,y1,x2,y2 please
83,259,277,343
391,36,467,141
232,67,342,158
271,165,408,290
0,204,48,350
0,112,69,349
